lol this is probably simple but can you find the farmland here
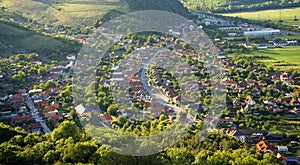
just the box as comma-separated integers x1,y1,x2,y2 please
221,7,300,26
230,47,300,71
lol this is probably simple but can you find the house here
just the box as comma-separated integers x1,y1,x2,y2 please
280,73,291,83
47,114,63,127
228,33,237,37
74,104,88,116
256,141,275,154
257,44,268,49
11,115,33,124
2,84,13,91
275,146,288,153
0,93,8,102
66,54,76,60
244,43,253,49
101,114,112,127
31,95,43,103
22,122,42,133
285,39,298,45
225,129,268,144
245,96,256,106
9,94,24,104
28,89,42,95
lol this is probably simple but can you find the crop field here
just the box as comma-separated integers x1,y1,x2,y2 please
0,0,129,26
230,47,300,71
221,7,300,26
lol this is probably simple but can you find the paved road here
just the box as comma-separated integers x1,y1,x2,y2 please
25,98,52,133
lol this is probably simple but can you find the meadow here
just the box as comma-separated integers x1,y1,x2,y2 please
221,7,300,26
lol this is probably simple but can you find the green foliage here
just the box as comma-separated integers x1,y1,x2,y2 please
124,0,192,18
181,0,300,12
0,123,26,144
51,121,81,141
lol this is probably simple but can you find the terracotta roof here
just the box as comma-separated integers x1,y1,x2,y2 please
22,122,41,131
47,114,63,121
102,114,112,121
11,115,33,123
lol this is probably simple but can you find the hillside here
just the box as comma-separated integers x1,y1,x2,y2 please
180,0,300,12
124,0,191,18
0,21,81,60
0,0,191,27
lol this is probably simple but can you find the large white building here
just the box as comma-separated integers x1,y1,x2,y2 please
244,29,280,36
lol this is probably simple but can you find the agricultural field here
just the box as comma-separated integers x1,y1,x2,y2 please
230,47,300,71
0,0,129,27
221,7,300,26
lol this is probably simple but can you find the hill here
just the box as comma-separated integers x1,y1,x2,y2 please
0,0,191,27
180,0,300,13
0,21,81,60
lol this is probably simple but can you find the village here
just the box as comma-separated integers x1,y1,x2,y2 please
0,11,299,164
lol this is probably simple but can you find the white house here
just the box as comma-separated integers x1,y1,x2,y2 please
66,54,76,60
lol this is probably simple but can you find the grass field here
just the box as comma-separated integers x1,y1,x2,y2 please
0,0,129,26
0,22,80,59
230,47,300,71
221,7,300,26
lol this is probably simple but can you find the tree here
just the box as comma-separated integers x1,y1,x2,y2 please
51,121,80,141
107,104,117,116
183,42,190,49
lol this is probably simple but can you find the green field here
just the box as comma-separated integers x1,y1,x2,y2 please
0,0,129,26
221,7,300,26
0,22,80,60
230,47,300,71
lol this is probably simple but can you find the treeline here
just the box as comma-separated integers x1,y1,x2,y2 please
124,0,193,18
0,120,281,165
180,0,300,13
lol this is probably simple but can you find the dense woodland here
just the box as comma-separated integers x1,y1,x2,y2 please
0,121,281,165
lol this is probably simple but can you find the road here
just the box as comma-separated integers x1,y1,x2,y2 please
25,98,52,133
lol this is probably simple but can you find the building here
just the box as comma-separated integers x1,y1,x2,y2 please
244,29,280,36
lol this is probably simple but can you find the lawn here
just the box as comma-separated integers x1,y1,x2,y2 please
229,47,300,71
221,7,300,26
0,0,129,26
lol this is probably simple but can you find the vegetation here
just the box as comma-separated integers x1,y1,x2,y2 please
221,7,300,27
0,120,281,165
0,0,129,26
0,0,192,28
180,0,300,13
0,21,81,60
228,47,300,71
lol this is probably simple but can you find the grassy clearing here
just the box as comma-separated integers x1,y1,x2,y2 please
0,0,129,26
221,7,300,26
229,46,300,71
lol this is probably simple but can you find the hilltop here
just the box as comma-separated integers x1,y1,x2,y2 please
0,0,191,27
